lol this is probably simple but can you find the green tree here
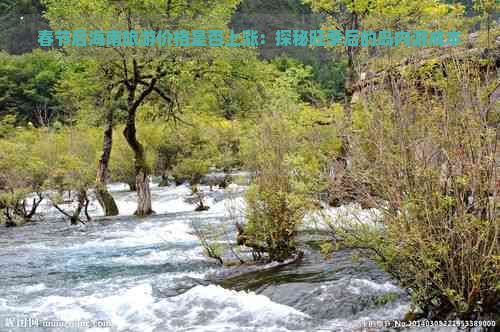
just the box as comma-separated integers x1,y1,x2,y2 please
303,0,465,120
0,129,47,226
239,81,335,261
42,128,100,224
56,61,121,216
0,50,64,127
43,0,242,216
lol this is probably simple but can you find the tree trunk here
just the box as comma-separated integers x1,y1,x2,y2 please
134,166,153,216
96,108,119,216
123,104,153,217
52,190,89,225
158,157,170,187
339,12,359,170
73,189,90,225
119,55,163,216
158,172,170,187
24,193,43,220
344,11,358,129
127,181,137,191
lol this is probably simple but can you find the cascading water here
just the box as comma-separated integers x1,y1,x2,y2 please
0,182,450,332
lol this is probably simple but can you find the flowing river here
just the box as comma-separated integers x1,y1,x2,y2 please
0,182,423,332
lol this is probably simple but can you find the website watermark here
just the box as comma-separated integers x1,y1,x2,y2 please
359,319,497,329
1,316,112,330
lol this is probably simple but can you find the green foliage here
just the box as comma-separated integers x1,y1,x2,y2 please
0,124,104,225
55,60,113,127
240,98,338,261
182,60,272,120
0,3,496,324
0,114,16,138
42,128,99,194
304,0,470,94
0,130,48,219
334,57,499,320
105,124,137,189
0,127,99,224
0,50,65,127
104,109,246,188
272,57,326,105
173,158,210,186
144,111,242,184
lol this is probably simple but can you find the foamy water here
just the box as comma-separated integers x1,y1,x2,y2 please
0,182,417,332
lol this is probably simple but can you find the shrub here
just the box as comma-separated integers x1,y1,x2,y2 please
0,129,48,225
241,105,329,262
335,58,499,320
42,128,99,224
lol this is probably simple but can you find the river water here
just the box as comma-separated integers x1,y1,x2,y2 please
0,182,420,332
